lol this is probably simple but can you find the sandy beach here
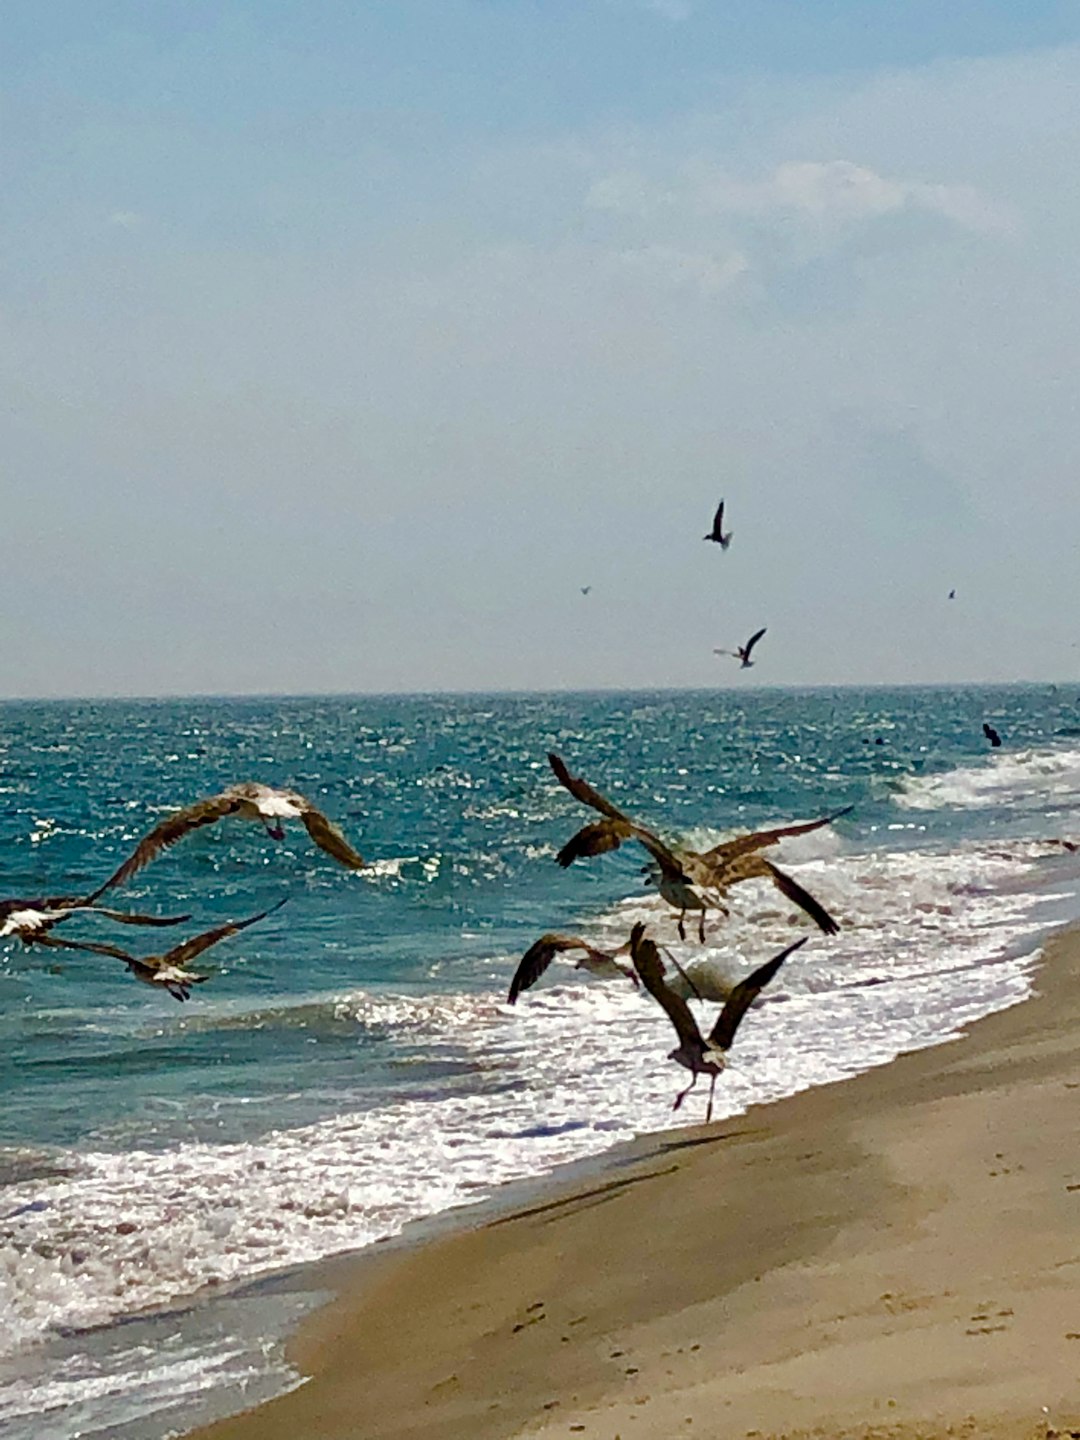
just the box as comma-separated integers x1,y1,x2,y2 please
190,928,1080,1440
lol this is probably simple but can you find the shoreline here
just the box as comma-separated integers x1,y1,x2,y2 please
188,926,1080,1440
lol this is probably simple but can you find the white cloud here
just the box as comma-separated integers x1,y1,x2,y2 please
616,243,748,294
589,157,1012,237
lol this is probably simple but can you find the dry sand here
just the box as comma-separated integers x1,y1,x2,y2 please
191,929,1080,1440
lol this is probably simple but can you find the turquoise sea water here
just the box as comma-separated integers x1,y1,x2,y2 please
2,684,1079,1437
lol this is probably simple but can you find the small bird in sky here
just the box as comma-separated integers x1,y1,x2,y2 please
948,589,956,599
630,924,807,1121
91,783,367,893
714,627,767,668
703,500,732,548
580,586,592,596
32,899,288,1001
983,722,1002,748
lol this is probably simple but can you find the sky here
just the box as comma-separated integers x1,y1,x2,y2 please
4,0,1080,697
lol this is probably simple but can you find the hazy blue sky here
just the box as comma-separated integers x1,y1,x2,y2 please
5,1,1080,697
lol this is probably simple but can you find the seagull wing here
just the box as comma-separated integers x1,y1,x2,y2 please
556,819,633,867
29,933,137,963
162,898,288,968
508,934,589,1003
742,627,767,660
701,805,853,863
629,924,703,1051
547,752,634,824
764,862,840,935
707,937,807,1052
298,804,366,870
709,500,725,538
89,906,193,927
90,792,246,896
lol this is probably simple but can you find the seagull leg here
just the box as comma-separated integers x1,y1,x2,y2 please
263,821,286,841
697,910,706,944
705,1074,717,1124
672,1074,698,1112
677,911,687,941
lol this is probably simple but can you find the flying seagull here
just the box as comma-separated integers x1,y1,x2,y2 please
580,586,592,596
982,723,1002,748
948,589,956,600
548,752,845,939
91,783,367,894
0,894,190,947
630,923,806,1121
32,898,288,1001
703,500,732,549
507,933,638,1004
714,627,766,668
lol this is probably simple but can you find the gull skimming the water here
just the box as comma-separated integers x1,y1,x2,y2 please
703,500,732,549
714,627,766,668
631,923,806,1121
32,899,288,1001
548,752,845,940
983,722,1002,748
507,933,638,1004
93,783,367,892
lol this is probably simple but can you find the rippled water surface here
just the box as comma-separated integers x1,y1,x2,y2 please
2,684,1079,1437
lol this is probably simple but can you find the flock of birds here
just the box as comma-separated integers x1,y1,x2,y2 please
0,784,366,999
505,750,848,1119
2,752,846,1117
1,499,1000,1115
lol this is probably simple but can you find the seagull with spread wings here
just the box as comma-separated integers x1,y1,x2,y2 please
507,933,639,1004
631,923,806,1121
0,893,190,946
32,898,287,1001
703,500,732,549
714,626,766,668
90,783,367,895
548,752,845,939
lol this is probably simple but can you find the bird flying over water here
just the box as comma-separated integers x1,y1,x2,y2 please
0,894,190,946
91,783,367,894
703,500,732,549
32,899,287,1001
714,627,766,668
507,933,638,1004
631,923,806,1121
548,752,845,939
982,723,1002,748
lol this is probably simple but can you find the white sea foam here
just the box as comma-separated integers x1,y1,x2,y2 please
0,835,1069,1363
894,745,1080,815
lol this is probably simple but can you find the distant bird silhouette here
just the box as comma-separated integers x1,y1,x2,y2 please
983,723,1002,748
32,899,287,1001
0,894,190,946
580,586,592,596
714,627,766,668
92,783,367,893
703,500,732,549
948,589,956,600
507,933,637,1004
630,924,807,1121
548,752,845,940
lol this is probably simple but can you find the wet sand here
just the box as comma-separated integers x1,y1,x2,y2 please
191,929,1080,1440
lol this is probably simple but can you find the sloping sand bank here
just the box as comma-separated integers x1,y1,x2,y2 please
192,930,1080,1440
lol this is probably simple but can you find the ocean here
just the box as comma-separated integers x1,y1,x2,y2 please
1,684,1079,1438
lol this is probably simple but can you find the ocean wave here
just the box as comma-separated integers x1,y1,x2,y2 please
0,835,1064,1359
893,745,1080,814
